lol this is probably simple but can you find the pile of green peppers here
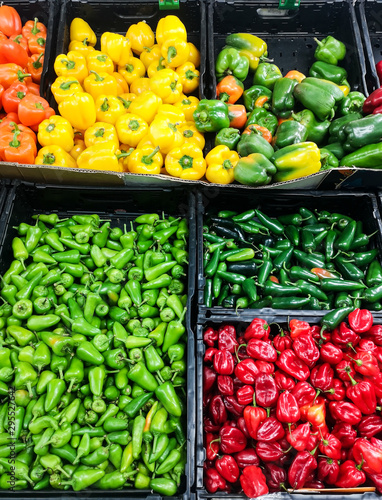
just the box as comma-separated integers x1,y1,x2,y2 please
0,211,189,495
203,207,382,311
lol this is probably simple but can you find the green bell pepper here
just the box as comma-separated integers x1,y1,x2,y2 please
237,131,274,159
338,91,366,116
245,107,278,135
243,85,272,112
234,153,277,186
328,112,363,142
273,121,308,149
294,77,344,121
320,148,340,169
292,109,330,145
271,77,298,118
193,99,230,132
314,36,346,65
253,62,282,89
215,127,241,149
340,142,382,168
215,47,249,81
341,114,382,152
325,141,345,160
309,61,347,84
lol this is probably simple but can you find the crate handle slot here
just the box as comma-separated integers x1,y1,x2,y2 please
256,7,299,19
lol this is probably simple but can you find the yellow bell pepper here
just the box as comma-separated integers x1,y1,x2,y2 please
272,142,321,182
127,145,163,174
165,143,206,180
147,57,169,78
115,113,149,147
58,92,96,131
176,62,199,94
126,21,155,55
157,104,185,123
101,32,132,67
118,145,134,172
54,51,88,83
178,121,205,149
128,91,162,124
51,76,83,104
140,44,161,69
118,93,136,111
83,71,118,100
149,116,184,155
35,145,77,168
70,135,86,161
95,95,126,125
118,57,146,85
174,95,199,121
130,77,151,95
136,135,155,149
187,43,200,67
113,72,129,94
37,116,74,153
156,16,187,45
161,38,189,68
205,145,239,184
339,83,350,96
87,51,115,75
77,142,125,172
68,40,95,58
84,122,119,149
150,69,183,104
70,18,97,46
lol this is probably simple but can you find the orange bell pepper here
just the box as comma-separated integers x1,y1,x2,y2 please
28,34,46,55
243,124,272,143
0,64,31,89
284,70,306,83
0,121,36,143
2,82,28,114
0,5,22,37
9,34,29,53
27,53,44,83
0,39,29,67
0,129,37,164
228,104,247,129
216,75,244,104
18,94,55,130
22,18,47,40
26,81,42,96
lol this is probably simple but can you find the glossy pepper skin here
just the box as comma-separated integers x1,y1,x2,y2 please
294,77,344,121
215,47,249,82
240,466,269,498
271,141,321,182
234,153,276,187
314,36,346,65
193,100,230,133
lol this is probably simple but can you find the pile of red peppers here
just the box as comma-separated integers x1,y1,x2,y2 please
203,309,382,497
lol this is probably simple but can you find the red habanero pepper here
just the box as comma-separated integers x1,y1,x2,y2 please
203,366,216,393
353,351,380,377
288,450,318,489
336,359,356,381
317,457,340,485
204,347,218,363
310,363,334,392
375,347,382,364
274,369,295,391
233,376,245,391
319,433,342,460
240,466,269,498
243,406,266,439
0,39,28,67
367,373,382,398
219,425,247,454
276,391,300,426
367,472,382,493
234,448,260,469
216,455,239,483
292,381,316,407
332,322,360,349
305,480,325,489
256,441,284,462
273,330,292,352
348,308,374,333
204,417,220,433
289,319,311,339
256,417,285,442
218,330,238,353
247,338,277,362
346,375,377,415
335,460,366,487
311,324,331,343
293,333,320,368
372,437,382,451
217,375,233,396
244,318,270,340
365,325,382,346
286,422,311,451
235,358,259,384
325,378,345,401
210,395,227,425
358,415,382,438
357,338,378,355
329,401,362,425
237,417,250,439
218,324,236,339
254,360,274,374
205,467,226,493
276,349,310,381
204,327,218,347
264,463,287,492
223,395,246,417
306,397,326,428
205,432,219,461
237,385,254,406
332,422,357,448
320,342,343,364
306,433,320,452
254,373,278,408
213,350,235,375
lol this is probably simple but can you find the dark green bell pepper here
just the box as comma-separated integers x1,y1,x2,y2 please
309,61,347,84
341,114,382,152
253,62,282,89
338,91,366,116
320,148,340,169
215,47,249,82
243,85,272,112
292,109,330,145
193,99,230,132
215,127,241,149
237,131,274,159
234,153,277,186
294,77,344,121
271,77,298,118
324,141,345,160
340,143,382,168
314,36,346,65
273,121,308,150
329,112,363,142
245,107,278,135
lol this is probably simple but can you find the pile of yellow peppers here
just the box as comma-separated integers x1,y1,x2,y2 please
38,15,208,179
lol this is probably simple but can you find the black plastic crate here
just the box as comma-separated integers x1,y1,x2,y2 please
196,187,382,325
0,181,196,500
195,315,381,499
206,0,367,99
46,0,207,108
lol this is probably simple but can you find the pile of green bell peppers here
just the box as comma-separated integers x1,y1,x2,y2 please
0,211,189,495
